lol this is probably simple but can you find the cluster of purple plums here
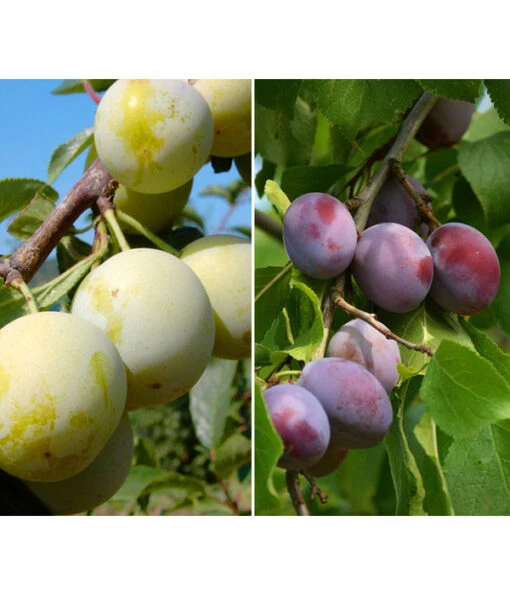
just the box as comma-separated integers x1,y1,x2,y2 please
264,98,501,477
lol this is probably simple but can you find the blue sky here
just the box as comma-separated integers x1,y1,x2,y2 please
0,79,251,255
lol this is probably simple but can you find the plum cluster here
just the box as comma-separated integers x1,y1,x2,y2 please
264,317,400,475
0,79,252,515
281,99,500,316
92,79,251,235
283,188,500,316
267,99,501,478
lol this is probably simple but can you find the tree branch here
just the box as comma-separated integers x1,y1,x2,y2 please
0,159,113,284
285,470,309,516
353,92,439,231
255,209,283,241
334,295,433,356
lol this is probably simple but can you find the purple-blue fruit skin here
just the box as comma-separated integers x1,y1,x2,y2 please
283,193,357,279
307,443,349,478
427,222,501,315
416,99,475,149
299,358,393,449
352,222,434,313
327,318,401,393
367,175,433,237
367,176,426,231
264,384,331,471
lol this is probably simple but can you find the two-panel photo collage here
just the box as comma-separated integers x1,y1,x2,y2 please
1,78,509,517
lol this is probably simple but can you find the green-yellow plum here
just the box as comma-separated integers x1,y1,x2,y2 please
70,248,215,409
194,79,251,157
114,178,193,234
181,234,251,360
25,412,134,515
94,79,213,193
0,312,127,482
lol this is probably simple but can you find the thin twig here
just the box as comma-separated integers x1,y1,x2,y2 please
391,160,441,231
255,262,293,302
285,471,309,516
301,471,328,504
82,80,102,105
335,295,433,356
254,209,283,241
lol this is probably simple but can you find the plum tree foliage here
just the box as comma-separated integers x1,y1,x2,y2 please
254,78,510,517
0,79,252,516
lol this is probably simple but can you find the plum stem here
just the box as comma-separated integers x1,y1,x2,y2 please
334,295,434,357
102,208,130,252
82,80,102,105
7,277,39,314
391,160,441,231
301,470,328,504
255,261,293,302
286,471,310,516
272,369,302,380
115,210,180,256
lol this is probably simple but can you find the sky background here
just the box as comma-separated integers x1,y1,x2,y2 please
0,79,251,256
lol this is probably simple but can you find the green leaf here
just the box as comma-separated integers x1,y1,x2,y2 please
111,465,165,501
458,131,510,227
412,411,453,515
333,445,388,515
379,298,474,372
263,278,325,364
34,251,103,309
280,164,352,201
139,471,206,499
384,379,427,515
459,319,510,383
451,176,488,235
484,80,510,126
7,194,54,241
464,107,510,142
417,80,483,103
442,420,510,515
213,434,251,479
255,159,276,199
304,79,422,142
48,127,94,184
255,79,302,115
56,235,93,275
254,383,284,514
255,265,291,343
133,436,160,469
189,358,238,450
264,180,290,218
494,230,510,336
255,97,317,167
420,340,510,437
0,282,33,328
51,79,116,95
0,178,58,224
